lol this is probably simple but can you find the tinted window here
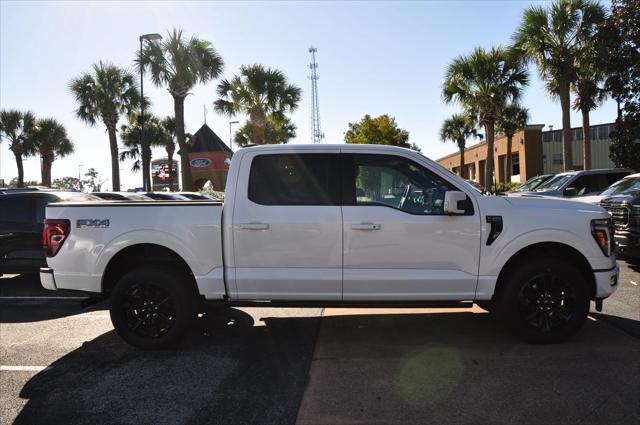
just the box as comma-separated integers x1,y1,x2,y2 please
34,195,59,223
0,196,33,223
567,174,602,196
344,154,456,215
248,154,340,205
605,172,630,186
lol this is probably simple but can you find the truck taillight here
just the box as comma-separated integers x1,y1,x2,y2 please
43,219,70,257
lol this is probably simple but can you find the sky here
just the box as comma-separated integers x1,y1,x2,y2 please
0,0,619,190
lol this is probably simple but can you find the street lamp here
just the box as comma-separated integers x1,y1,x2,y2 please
139,33,162,191
77,164,85,192
229,120,240,149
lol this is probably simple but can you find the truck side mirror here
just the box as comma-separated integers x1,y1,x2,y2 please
443,191,468,215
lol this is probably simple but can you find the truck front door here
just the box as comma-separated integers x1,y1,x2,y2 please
231,151,343,300
340,153,481,301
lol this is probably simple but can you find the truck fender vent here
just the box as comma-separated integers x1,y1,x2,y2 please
486,216,503,246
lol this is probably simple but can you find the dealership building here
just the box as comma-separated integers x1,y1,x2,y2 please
436,122,617,187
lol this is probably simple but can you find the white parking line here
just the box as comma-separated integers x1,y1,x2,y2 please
0,365,50,372
0,296,86,300
631,281,638,286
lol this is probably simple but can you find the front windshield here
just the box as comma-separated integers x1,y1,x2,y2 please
516,175,549,192
534,174,574,192
600,176,640,197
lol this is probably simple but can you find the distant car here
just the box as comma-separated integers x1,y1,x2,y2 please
511,174,555,193
513,168,633,199
141,192,190,201
576,173,640,204
176,192,220,200
0,191,100,274
92,192,153,201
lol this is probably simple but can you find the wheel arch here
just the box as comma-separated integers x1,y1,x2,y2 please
494,242,596,301
101,243,199,297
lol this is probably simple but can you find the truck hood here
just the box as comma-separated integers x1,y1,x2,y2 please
500,194,606,214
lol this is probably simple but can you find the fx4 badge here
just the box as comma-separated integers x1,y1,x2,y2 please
77,219,110,228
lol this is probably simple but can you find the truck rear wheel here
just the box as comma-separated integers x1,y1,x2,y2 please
109,266,195,349
497,257,590,343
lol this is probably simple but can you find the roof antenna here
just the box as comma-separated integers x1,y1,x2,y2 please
203,104,207,124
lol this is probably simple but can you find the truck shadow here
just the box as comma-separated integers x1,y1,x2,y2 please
12,308,640,425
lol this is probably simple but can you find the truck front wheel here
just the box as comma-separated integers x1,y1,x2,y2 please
109,266,195,349
497,257,590,343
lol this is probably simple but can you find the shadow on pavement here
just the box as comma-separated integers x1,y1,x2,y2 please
14,306,320,425
12,308,640,425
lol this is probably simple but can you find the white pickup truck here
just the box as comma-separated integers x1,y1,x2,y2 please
40,144,619,348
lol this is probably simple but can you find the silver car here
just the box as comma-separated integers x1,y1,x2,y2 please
517,168,634,198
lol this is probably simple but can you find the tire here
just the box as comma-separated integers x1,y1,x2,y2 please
496,257,590,343
109,266,196,349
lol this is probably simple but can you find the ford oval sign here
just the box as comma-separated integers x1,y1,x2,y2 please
190,157,212,168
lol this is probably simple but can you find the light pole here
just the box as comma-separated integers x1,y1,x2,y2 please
229,121,239,149
77,164,85,192
139,33,162,191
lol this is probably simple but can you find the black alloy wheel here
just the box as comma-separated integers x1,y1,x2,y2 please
110,266,195,349
122,282,176,339
497,257,590,343
517,272,576,333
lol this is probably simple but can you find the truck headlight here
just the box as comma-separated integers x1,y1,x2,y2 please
591,218,613,257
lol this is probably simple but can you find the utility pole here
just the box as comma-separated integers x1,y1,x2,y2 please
308,46,324,144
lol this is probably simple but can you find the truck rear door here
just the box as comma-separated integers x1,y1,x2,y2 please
230,150,342,300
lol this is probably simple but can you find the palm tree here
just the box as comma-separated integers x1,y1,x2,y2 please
0,109,36,188
138,29,224,191
233,114,297,147
496,105,529,182
119,112,169,169
514,0,606,172
443,47,529,190
160,116,177,190
439,114,476,179
214,64,301,145
31,118,74,187
573,14,608,170
69,61,140,191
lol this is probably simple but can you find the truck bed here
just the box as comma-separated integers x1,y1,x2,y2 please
44,201,226,299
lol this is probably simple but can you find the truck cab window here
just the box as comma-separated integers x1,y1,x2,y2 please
248,153,340,205
345,154,456,215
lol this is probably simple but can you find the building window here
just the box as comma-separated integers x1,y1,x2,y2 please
512,154,520,176
552,153,563,165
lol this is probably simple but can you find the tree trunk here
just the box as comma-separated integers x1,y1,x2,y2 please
174,96,194,191
559,81,573,172
484,121,495,192
41,153,53,187
458,143,467,179
107,124,121,191
249,109,266,145
167,147,175,191
505,134,513,183
143,144,152,190
13,151,24,188
581,106,591,170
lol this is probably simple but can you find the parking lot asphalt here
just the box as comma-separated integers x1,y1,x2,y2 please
1,259,638,425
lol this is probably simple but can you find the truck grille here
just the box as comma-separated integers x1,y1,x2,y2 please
599,200,630,228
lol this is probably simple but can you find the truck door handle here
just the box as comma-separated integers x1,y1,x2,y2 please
351,223,381,231
239,222,270,230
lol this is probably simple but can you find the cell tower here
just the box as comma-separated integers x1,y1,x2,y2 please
308,46,324,143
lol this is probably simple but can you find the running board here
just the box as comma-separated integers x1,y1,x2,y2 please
204,300,475,309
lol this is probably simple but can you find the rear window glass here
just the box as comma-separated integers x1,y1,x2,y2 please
248,154,340,205
0,196,33,223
